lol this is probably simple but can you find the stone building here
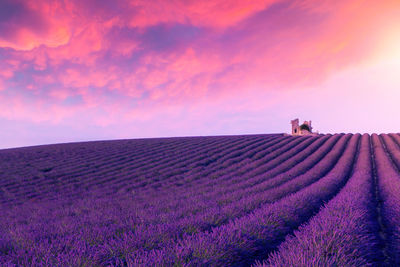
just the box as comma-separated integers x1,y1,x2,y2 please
291,118,313,136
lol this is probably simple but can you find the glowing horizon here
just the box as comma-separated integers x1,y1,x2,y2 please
1,0,400,149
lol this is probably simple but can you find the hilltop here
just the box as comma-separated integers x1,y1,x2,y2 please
1,133,400,266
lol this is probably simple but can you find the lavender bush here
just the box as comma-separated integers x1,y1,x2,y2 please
1,133,400,266
256,134,381,266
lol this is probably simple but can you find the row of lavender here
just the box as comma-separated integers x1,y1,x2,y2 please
0,135,279,204
1,133,400,265
254,133,400,266
0,133,341,265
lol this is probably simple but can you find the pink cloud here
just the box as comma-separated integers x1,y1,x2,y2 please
0,0,71,50
0,0,399,141
125,0,281,28
0,80,5,91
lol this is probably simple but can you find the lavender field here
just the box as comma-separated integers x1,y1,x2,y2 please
1,133,400,266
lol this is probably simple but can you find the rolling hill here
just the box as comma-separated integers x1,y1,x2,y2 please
1,133,400,266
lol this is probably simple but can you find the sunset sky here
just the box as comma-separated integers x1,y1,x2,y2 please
1,0,400,148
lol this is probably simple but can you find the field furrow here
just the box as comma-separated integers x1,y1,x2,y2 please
372,134,400,265
128,134,358,266
1,133,399,266
256,134,382,266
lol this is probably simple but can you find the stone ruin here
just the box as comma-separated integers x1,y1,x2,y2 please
290,118,314,136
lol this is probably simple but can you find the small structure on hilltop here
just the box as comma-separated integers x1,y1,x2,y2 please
290,118,314,136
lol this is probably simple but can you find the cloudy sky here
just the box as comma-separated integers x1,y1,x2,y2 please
1,0,400,148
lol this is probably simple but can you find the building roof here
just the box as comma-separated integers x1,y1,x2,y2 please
300,124,311,132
